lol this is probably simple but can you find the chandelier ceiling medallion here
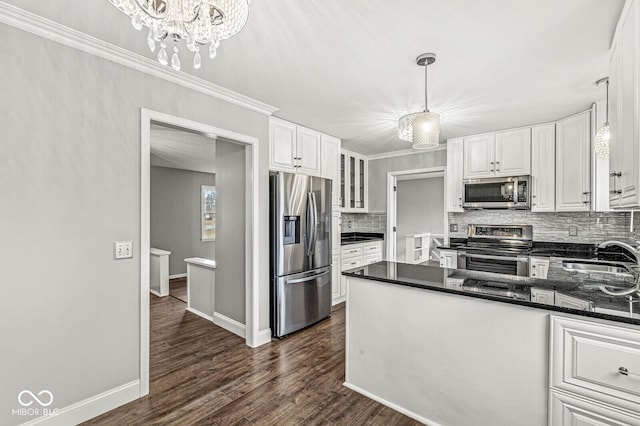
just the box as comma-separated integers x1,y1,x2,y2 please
398,53,441,150
108,0,250,71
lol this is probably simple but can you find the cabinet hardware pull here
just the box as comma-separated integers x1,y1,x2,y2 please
490,161,494,165
610,171,622,178
618,366,639,377
610,190,622,195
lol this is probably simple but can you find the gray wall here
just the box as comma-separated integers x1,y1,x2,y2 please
214,140,246,323
368,149,447,212
151,167,216,275
0,23,269,425
396,177,445,260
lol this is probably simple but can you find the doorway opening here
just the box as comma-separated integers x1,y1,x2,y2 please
140,109,261,396
386,167,448,263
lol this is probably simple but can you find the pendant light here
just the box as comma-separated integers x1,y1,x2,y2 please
398,53,441,150
594,77,610,159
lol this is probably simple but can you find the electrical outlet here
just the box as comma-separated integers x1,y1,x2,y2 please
114,241,133,259
449,223,458,232
568,226,578,237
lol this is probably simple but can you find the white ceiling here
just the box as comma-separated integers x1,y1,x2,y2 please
150,124,216,173
10,0,625,155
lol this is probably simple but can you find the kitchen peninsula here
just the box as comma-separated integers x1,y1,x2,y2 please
343,261,640,426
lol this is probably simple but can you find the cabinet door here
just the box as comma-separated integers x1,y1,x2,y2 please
529,257,549,279
321,135,341,207
439,250,457,269
339,151,348,211
494,128,531,176
446,138,464,212
618,0,640,208
609,43,622,208
531,124,556,212
331,253,341,304
549,390,640,426
463,134,496,179
556,112,592,212
269,118,297,171
347,153,368,212
331,212,341,255
296,127,321,175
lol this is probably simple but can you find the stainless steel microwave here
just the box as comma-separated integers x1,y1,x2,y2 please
462,176,530,209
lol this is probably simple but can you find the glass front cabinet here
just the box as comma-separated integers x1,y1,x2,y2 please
340,149,368,212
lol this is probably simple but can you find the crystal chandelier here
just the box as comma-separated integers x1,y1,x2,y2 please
108,0,250,71
594,77,610,159
398,53,441,150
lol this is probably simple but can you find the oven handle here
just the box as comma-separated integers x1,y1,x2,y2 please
458,251,529,263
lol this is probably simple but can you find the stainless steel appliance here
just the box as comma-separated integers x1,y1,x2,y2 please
269,171,332,338
462,279,531,301
457,224,533,276
463,176,530,209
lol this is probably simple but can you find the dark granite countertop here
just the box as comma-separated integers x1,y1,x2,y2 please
342,261,640,326
341,232,384,245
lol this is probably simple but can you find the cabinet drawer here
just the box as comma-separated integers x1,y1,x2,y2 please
550,316,640,413
549,390,640,426
362,253,382,265
341,245,363,258
341,258,362,271
362,241,383,254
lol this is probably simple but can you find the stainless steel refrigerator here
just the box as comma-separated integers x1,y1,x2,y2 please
270,171,332,338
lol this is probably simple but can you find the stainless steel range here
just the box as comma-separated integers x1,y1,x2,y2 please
457,224,533,276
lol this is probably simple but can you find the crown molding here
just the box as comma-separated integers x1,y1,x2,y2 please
366,145,447,161
0,2,279,116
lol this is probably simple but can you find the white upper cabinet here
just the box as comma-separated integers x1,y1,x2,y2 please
321,134,341,207
493,128,531,176
531,124,556,212
463,128,530,179
463,133,495,178
555,111,592,212
269,117,321,176
446,138,464,212
609,0,640,209
344,150,368,212
295,126,321,175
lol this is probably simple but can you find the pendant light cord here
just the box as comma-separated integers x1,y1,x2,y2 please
606,79,609,124
424,62,429,113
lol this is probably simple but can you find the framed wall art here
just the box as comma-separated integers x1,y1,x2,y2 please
201,185,216,241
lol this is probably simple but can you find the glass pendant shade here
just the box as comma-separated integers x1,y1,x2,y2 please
398,111,440,149
594,123,610,159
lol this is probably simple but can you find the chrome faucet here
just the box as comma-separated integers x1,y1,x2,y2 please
597,240,640,296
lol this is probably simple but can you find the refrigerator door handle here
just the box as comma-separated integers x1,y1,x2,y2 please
310,191,318,251
305,192,313,256
286,268,330,284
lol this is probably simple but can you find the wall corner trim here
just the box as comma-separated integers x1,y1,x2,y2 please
251,328,272,348
18,380,140,426
0,2,279,116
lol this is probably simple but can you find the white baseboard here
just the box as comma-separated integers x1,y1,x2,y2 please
213,312,246,338
19,380,140,426
149,289,161,297
252,328,272,347
186,307,213,322
169,273,187,280
342,382,436,426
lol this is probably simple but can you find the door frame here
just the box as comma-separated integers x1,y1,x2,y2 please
386,167,448,262
139,108,261,396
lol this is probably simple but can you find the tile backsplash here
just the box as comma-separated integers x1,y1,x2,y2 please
448,210,637,244
341,212,387,234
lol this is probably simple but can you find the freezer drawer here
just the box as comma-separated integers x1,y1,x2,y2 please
274,266,331,337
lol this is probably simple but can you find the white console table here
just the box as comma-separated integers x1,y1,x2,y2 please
184,257,217,321
150,247,171,297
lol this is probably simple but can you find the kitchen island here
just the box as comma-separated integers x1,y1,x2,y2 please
342,262,640,426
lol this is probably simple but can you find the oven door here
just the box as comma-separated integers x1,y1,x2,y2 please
463,176,530,209
458,251,529,276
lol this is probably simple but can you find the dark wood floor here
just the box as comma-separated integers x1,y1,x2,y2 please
169,277,187,303
84,280,420,425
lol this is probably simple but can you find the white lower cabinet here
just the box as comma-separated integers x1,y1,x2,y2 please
336,240,383,305
549,315,640,425
529,257,550,279
439,249,457,268
331,253,341,303
550,390,640,425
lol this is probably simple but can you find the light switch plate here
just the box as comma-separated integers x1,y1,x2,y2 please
449,223,458,232
114,241,133,259
568,226,578,237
